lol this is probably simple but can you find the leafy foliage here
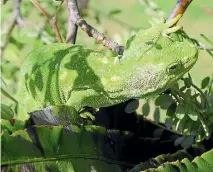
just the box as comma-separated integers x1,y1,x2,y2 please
130,149,213,171
2,113,213,171
2,119,127,171
153,73,213,143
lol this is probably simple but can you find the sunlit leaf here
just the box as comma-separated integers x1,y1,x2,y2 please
201,77,210,89
1,104,14,120
108,9,122,16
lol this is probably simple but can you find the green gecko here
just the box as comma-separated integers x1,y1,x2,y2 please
18,15,198,122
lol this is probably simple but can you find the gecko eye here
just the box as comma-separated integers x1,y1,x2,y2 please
167,63,180,73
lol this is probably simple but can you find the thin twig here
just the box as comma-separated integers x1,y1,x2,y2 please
1,0,22,59
1,19,16,59
14,0,23,27
198,45,213,51
166,1,213,51
66,0,79,43
66,0,124,55
77,19,124,55
166,0,193,23
66,22,78,44
30,0,63,43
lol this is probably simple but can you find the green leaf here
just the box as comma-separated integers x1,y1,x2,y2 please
187,111,198,121
154,107,160,122
1,104,14,119
108,9,122,16
142,101,150,116
130,149,213,172
2,0,9,4
201,77,210,89
184,104,198,121
2,124,128,171
185,89,191,97
155,94,174,109
184,77,192,88
125,99,139,113
166,103,177,117
174,136,195,148
180,86,187,91
175,104,185,119
188,114,198,121
1,118,25,133
200,34,213,46
130,149,193,171
1,88,18,103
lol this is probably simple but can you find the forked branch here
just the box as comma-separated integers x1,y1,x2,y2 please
30,0,63,43
1,0,23,59
66,0,124,54
167,0,193,22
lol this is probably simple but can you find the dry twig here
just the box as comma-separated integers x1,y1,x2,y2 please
66,0,79,43
30,0,63,43
167,0,213,51
166,0,193,22
1,0,23,59
66,0,124,55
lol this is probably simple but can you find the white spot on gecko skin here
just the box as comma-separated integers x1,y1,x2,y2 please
102,58,108,64
111,76,120,81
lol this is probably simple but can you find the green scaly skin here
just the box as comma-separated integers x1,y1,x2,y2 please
18,15,198,122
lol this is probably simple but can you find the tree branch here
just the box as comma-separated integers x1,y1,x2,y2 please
66,21,78,44
66,0,124,55
77,19,124,54
167,0,213,51
66,0,78,44
30,0,63,43
166,0,193,22
1,0,23,59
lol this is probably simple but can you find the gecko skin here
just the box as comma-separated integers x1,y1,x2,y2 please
18,16,198,120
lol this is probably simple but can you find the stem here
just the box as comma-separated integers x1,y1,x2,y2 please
167,0,193,23
197,45,213,51
30,0,63,43
78,19,124,54
1,0,22,59
191,82,210,108
66,0,124,55
66,22,78,44
170,88,182,103
208,76,213,95
172,85,209,138
66,0,79,43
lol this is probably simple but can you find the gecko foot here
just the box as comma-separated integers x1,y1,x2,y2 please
164,14,183,35
166,14,182,28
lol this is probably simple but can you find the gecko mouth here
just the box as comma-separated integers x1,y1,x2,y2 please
185,48,198,69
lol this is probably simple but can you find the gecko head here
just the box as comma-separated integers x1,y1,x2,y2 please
159,31,199,88
124,30,198,98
